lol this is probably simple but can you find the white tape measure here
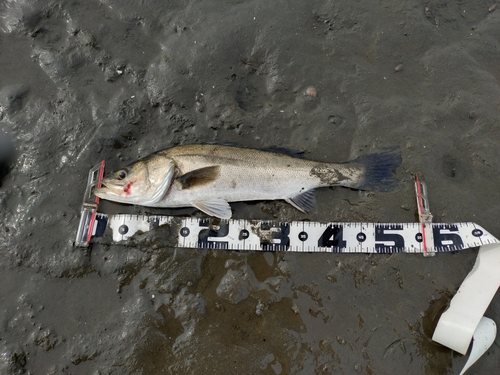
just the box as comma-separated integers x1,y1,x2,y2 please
103,215,496,253
75,161,499,254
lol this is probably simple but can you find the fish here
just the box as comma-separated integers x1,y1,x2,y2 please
93,144,401,219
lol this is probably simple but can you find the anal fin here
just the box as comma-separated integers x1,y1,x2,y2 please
286,189,316,213
192,199,232,219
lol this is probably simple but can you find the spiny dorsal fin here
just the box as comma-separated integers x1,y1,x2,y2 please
286,189,316,213
176,165,220,189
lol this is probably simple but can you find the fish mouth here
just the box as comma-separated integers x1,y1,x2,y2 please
93,185,114,198
93,185,133,206
93,180,122,198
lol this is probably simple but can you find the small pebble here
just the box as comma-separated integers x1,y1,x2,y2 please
256,300,266,316
305,86,317,97
394,64,403,72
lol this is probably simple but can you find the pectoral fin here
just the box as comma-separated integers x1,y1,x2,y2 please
192,199,232,219
286,189,316,213
176,166,221,189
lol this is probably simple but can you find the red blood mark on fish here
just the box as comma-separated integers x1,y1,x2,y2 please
124,181,133,195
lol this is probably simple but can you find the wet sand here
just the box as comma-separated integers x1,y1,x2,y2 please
0,0,499,374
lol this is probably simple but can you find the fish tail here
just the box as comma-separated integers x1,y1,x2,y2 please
348,147,402,192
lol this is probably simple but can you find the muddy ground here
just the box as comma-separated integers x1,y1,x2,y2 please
1,0,499,374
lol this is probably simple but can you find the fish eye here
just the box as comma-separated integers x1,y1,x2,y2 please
116,170,127,180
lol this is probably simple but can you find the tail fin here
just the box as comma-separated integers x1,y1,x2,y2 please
349,147,402,192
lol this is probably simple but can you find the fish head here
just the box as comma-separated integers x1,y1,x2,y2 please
94,153,176,206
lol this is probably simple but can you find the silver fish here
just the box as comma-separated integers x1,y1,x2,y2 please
93,144,401,219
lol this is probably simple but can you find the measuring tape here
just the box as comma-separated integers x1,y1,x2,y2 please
75,162,499,253
109,215,496,253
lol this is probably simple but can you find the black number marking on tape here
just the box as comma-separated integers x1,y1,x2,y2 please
433,224,464,251
357,232,367,242
148,216,160,229
260,223,290,251
472,228,483,237
94,214,108,237
415,233,423,243
180,227,190,237
375,224,405,253
198,219,230,249
239,229,250,240
298,231,308,241
318,225,347,251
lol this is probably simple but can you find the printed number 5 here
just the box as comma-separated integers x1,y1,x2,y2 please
375,225,405,251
